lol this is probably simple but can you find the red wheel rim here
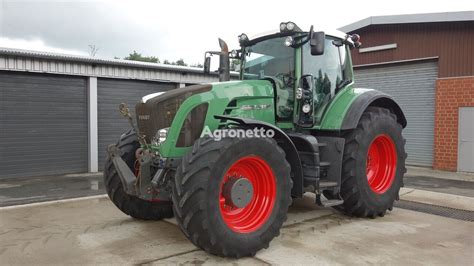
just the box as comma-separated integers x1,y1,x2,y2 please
366,134,397,194
219,155,276,233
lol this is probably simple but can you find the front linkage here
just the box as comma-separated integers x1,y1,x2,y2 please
107,103,173,202
106,144,172,201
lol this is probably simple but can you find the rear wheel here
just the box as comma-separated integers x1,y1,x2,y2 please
103,129,173,220
171,136,292,257
336,107,406,217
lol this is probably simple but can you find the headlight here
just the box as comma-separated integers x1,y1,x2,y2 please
153,127,169,145
284,36,294,47
280,21,299,32
230,49,238,58
302,104,311,113
238,33,249,45
286,22,295,31
280,22,286,31
296,88,303,99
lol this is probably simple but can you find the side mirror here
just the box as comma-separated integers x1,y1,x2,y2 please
203,56,211,74
310,31,325,56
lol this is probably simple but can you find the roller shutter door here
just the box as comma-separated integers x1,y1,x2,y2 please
97,78,175,169
354,61,438,166
0,71,88,179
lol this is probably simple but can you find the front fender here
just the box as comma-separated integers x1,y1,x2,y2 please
214,115,304,198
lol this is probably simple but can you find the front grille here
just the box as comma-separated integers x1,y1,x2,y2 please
135,84,211,143
176,103,209,147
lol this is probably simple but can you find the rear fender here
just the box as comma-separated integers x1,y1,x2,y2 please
341,90,407,130
319,87,406,130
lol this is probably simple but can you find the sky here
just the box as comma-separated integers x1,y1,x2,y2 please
0,0,472,65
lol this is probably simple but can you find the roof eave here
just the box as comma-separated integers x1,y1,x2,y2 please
338,11,474,33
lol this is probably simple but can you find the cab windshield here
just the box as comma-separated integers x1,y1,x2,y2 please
242,37,295,82
241,36,296,119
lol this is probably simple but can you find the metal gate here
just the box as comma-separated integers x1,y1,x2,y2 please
0,71,88,179
97,78,176,169
354,61,438,166
458,107,474,172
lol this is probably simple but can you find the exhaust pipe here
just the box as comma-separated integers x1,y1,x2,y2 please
218,38,230,82
203,38,230,82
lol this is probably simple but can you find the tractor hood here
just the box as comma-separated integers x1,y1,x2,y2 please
135,84,212,143
135,80,274,144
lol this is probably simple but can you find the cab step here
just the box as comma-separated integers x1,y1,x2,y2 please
319,162,330,167
319,181,338,188
316,194,344,207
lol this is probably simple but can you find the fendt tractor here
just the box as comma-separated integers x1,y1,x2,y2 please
105,22,407,258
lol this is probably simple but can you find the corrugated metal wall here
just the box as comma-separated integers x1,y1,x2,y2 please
350,21,474,78
97,78,176,169
0,55,220,84
0,71,88,179
0,51,228,178
355,60,438,166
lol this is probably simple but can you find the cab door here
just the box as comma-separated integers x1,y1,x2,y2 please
300,37,351,126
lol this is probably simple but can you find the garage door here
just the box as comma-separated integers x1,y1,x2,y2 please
354,61,438,166
0,71,88,179
98,78,176,169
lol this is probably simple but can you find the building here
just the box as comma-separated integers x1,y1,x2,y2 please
0,48,221,179
340,11,474,172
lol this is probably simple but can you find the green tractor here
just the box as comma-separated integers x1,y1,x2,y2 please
105,22,407,258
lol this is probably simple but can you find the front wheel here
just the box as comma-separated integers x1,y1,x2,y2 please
171,136,292,257
337,107,406,217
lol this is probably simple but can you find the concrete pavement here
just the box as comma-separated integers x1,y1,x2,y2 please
0,192,472,265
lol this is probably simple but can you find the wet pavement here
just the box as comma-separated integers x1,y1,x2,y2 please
0,168,472,207
0,173,104,207
403,175,474,197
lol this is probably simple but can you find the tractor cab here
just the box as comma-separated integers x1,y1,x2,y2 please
205,22,361,128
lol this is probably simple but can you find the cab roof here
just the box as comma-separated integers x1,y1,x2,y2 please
249,28,349,42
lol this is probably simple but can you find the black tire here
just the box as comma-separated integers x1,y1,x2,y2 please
103,129,173,220
171,136,292,258
335,107,406,218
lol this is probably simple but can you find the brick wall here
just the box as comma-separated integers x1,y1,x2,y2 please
433,77,474,171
